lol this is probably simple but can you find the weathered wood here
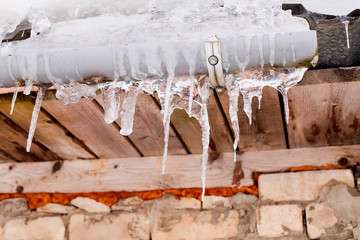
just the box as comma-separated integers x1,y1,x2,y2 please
0,145,358,193
0,154,235,193
288,81,360,148
95,93,187,156
0,94,94,160
0,113,58,162
218,87,287,151
42,97,141,158
207,90,234,152
299,67,360,85
238,144,360,180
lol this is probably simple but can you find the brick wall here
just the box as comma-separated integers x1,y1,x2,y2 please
0,169,359,239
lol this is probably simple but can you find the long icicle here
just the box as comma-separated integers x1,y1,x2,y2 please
162,73,175,174
26,86,47,152
200,78,210,201
10,82,21,115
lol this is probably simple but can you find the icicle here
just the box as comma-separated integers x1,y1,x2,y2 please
343,20,350,49
161,73,175,174
145,43,163,77
181,43,197,115
257,35,265,68
226,75,240,162
120,87,138,135
161,46,178,174
128,44,147,80
199,77,211,201
26,86,47,152
23,80,33,95
269,33,276,67
10,82,20,115
102,86,121,124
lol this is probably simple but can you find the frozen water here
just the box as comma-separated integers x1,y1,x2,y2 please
120,86,138,136
102,85,121,124
26,86,46,152
10,82,20,115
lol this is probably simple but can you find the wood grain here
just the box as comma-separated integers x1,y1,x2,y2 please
287,81,360,148
95,93,187,156
0,113,58,162
0,94,94,160
218,87,287,151
0,145,357,193
42,97,141,158
0,154,235,193
238,145,360,180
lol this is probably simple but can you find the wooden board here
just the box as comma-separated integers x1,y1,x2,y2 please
0,144,358,193
95,93,187,156
288,81,360,148
207,90,234,152
0,94,93,160
217,87,287,151
0,113,58,162
42,97,141,158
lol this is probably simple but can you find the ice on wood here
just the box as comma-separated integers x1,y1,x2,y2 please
26,86,47,152
0,0,317,200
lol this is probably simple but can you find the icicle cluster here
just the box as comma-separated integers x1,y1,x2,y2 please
3,0,316,201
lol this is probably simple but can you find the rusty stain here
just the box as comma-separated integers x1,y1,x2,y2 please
329,105,341,133
99,159,105,170
157,158,161,166
289,164,346,172
8,165,13,171
232,160,244,185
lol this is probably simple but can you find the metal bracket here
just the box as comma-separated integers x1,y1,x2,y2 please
205,35,225,89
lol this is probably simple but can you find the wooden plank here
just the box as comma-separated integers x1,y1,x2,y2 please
217,87,287,151
0,154,235,193
0,145,358,193
0,113,58,162
42,97,141,158
288,81,360,148
169,108,204,154
207,90,234,152
95,93,186,156
0,94,94,160
239,145,360,180
299,66,360,85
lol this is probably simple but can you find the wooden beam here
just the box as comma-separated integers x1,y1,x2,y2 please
0,145,358,193
42,97,141,158
288,81,360,148
0,94,94,160
217,87,287,151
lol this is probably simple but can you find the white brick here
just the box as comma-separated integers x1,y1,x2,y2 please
36,203,76,214
202,196,230,209
257,205,303,238
259,169,354,201
151,210,239,240
306,203,338,239
111,196,144,211
70,197,110,213
69,213,149,240
0,198,28,218
0,217,65,240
